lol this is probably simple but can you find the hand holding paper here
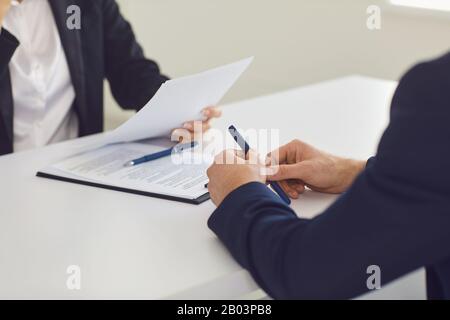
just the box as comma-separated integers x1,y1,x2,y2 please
39,57,254,204
103,57,253,146
174,106,223,142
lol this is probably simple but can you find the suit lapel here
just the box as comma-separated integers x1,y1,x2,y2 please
0,0,86,153
48,0,87,127
0,70,13,150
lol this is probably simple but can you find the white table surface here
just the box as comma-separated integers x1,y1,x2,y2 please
0,76,426,299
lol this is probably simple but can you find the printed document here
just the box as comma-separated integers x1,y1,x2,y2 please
38,58,253,202
41,143,211,200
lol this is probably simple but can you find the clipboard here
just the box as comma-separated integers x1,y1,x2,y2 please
36,141,212,205
33,58,254,205
36,171,211,205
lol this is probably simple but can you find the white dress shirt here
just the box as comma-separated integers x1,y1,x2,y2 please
3,0,78,152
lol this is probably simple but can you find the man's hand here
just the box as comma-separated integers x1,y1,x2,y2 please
207,149,266,206
172,106,222,142
266,139,365,197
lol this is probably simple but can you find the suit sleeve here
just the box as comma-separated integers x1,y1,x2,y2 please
208,54,450,299
102,0,169,110
0,28,19,78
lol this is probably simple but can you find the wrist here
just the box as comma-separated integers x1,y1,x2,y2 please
213,167,265,206
337,158,365,192
227,172,264,197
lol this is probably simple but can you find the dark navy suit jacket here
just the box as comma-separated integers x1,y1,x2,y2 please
208,53,450,299
0,0,167,155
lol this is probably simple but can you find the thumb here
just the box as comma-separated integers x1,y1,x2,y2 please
266,162,310,181
246,149,262,164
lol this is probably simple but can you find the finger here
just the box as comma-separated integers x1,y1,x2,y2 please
266,143,292,166
267,162,310,181
232,149,261,164
213,151,226,165
279,180,299,199
228,149,248,164
233,149,246,159
266,139,305,166
171,128,192,143
287,180,306,194
202,106,222,120
246,149,261,163
202,122,212,132
214,149,243,165
183,121,211,133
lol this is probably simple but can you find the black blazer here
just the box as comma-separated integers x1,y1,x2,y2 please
0,0,168,155
208,53,450,299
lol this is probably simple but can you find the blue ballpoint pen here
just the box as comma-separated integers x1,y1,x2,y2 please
228,125,291,205
123,141,198,167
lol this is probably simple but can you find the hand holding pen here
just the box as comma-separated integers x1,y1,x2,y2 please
228,126,291,204
205,126,291,206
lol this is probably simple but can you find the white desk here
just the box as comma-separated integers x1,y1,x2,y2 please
0,76,426,299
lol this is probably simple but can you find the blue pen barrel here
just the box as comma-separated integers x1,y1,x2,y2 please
125,141,198,167
270,182,291,205
135,149,173,165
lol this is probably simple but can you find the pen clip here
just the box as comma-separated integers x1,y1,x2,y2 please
172,141,198,154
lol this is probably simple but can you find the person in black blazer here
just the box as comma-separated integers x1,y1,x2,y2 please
206,52,450,299
0,0,220,155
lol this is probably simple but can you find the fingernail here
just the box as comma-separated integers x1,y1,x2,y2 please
203,109,210,116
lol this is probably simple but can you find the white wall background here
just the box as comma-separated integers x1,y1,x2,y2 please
104,0,450,129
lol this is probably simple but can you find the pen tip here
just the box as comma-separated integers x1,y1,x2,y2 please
124,161,134,167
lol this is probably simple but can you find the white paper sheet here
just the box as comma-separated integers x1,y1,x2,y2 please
102,57,253,146
40,58,253,200
47,143,211,199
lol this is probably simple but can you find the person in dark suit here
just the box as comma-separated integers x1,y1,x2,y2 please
0,0,220,155
206,52,450,299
